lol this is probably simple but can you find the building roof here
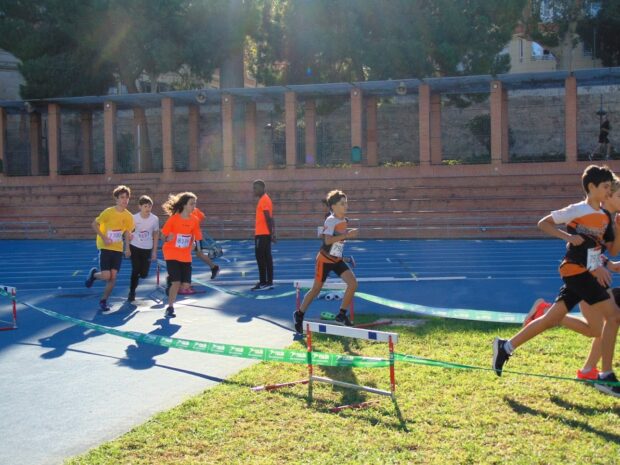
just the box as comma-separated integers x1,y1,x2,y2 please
1,67,619,114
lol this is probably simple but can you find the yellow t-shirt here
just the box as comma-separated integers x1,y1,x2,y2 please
95,207,135,252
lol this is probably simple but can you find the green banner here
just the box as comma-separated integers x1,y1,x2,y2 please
18,299,388,368
356,292,525,324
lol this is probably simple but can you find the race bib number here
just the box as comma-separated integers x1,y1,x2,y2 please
587,247,602,271
175,234,192,249
138,230,150,241
329,241,344,258
107,230,123,243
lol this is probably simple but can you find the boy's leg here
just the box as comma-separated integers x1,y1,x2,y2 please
102,270,118,301
511,300,569,349
591,299,620,373
255,236,266,285
265,238,274,285
573,302,603,376
129,245,141,293
339,269,358,310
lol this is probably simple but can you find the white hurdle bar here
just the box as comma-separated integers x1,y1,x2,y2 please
294,279,355,323
253,321,399,413
0,285,17,331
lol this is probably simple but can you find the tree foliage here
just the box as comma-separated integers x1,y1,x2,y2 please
0,0,234,98
577,0,620,67
251,0,527,85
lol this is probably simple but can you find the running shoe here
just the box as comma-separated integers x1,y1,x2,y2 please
522,298,551,327
264,282,274,290
293,310,304,334
165,306,176,318
127,290,136,302
492,337,511,376
335,311,353,326
178,287,197,295
211,265,220,280
251,282,269,291
577,368,600,381
99,299,111,313
85,267,97,288
594,371,620,398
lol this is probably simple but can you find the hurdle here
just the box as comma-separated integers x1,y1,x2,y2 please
253,321,399,413
0,285,17,331
294,279,355,323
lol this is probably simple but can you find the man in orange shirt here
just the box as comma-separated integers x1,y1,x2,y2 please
251,180,275,291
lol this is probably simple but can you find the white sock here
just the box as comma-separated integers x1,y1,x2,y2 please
504,340,514,355
600,370,613,378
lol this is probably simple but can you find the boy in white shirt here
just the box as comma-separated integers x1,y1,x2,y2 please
127,195,160,302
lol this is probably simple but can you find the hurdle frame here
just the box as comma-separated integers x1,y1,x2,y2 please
0,285,17,331
294,279,355,323
253,321,399,413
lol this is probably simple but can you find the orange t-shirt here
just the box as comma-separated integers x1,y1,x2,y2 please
255,194,273,235
192,207,206,224
161,213,203,262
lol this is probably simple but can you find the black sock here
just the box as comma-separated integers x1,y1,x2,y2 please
339,308,347,314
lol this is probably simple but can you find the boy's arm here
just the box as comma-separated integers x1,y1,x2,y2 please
263,211,276,242
123,230,131,257
323,231,356,246
151,230,159,260
92,219,112,245
537,215,584,246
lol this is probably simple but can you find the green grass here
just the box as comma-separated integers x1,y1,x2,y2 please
66,317,620,465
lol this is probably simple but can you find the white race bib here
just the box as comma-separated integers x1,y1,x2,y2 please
107,230,123,243
587,247,602,271
138,230,150,241
175,234,192,249
329,241,344,258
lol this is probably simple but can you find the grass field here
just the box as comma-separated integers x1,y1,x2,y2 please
66,316,620,465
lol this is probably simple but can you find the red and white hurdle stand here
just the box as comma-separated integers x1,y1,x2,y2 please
0,285,17,331
253,321,399,413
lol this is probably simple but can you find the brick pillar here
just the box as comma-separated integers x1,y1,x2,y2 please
29,112,42,176
490,80,509,165
80,110,92,175
430,92,442,165
419,84,431,166
351,88,363,162
245,101,257,169
366,96,378,166
304,100,317,166
188,104,200,171
285,91,297,167
47,103,61,178
565,76,578,163
0,107,6,177
162,97,174,176
103,101,116,176
222,94,234,170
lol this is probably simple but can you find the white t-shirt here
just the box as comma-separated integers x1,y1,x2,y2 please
130,213,160,250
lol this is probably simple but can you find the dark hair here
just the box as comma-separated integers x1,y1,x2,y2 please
582,165,614,193
113,185,131,198
253,179,265,189
162,192,197,216
138,195,153,206
324,190,347,207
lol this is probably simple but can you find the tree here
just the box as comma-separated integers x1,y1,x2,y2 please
250,0,527,86
577,0,620,67
0,0,115,98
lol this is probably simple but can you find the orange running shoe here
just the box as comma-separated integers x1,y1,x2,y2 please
577,368,600,381
522,298,552,327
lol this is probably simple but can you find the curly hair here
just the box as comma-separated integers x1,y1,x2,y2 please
162,192,197,216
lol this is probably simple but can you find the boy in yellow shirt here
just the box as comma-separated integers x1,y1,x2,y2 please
85,185,135,312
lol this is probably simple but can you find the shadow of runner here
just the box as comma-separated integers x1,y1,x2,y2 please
119,317,182,370
38,304,138,359
505,397,620,443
